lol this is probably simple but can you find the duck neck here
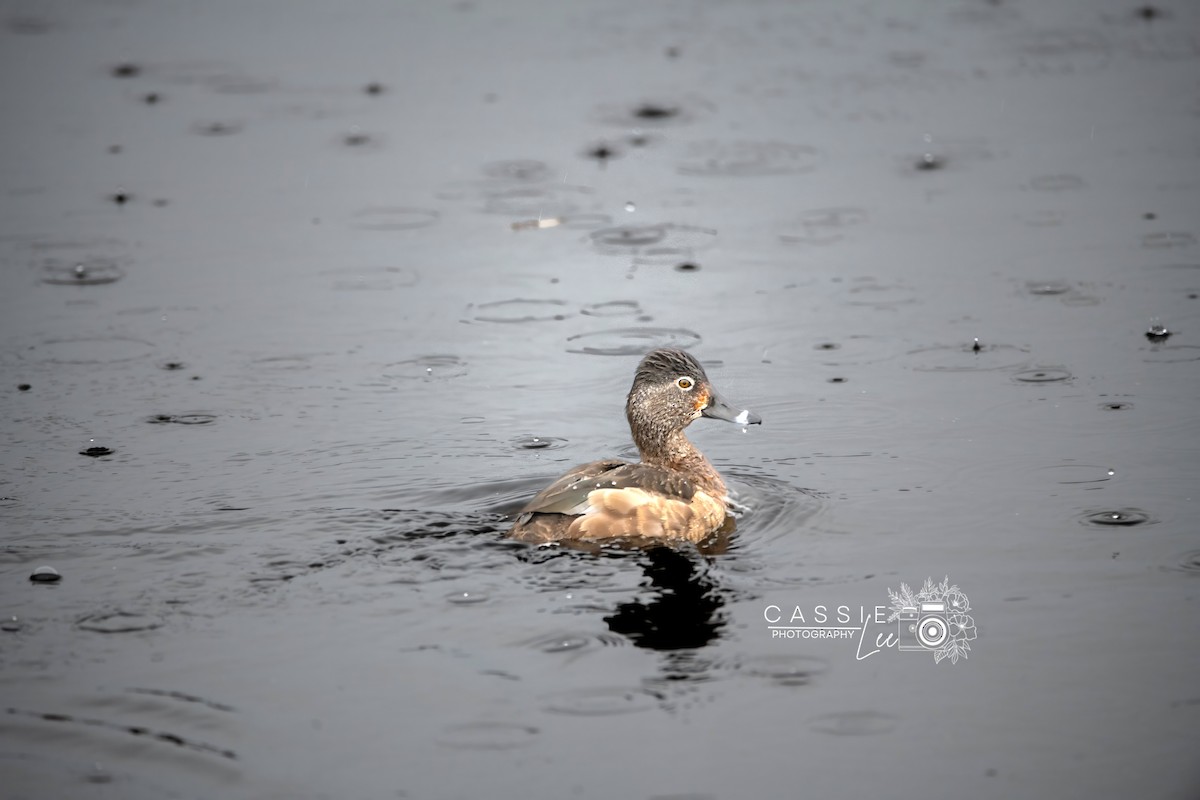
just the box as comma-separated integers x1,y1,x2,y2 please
635,428,726,496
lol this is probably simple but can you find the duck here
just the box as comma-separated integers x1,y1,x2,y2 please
509,348,761,544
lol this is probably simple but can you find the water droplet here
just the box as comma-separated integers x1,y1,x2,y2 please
635,103,677,120
0,616,21,632
1012,366,1072,383
40,256,127,286
1079,508,1153,527
30,566,62,583
972,338,982,353
446,591,489,605
1025,280,1072,296
539,636,589,653
674,262,699,272
1037,464,1114,485
79,440,114,457
342,131,373,148
1145,323,1171,342
511,435,568,451
1107,469,1115,476
18,383,31,391
593,98,711,128
381,355,468,381
624,201,636,212
111,62,140,78
584,143,617,162
175,417,217,429
916,152,944,170
145,413,216,426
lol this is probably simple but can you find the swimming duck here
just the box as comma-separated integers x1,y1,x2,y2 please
509,348,761,544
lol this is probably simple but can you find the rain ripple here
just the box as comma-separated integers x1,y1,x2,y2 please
809,710,899,736
566,327,702,356
678,140,821,176
472,298,569,323
904,342,1030,372
435,721,540,751
540,686,662,716
1077,508,1155,528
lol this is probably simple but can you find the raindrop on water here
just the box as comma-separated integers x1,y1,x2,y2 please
916,133,944,170
1080,508,1152,527
29,566,62,583
624,201,636,212
1012,366,1072,384
540,636,589,653
79,440,114,457
1145,322,1171,343
446,591,489,605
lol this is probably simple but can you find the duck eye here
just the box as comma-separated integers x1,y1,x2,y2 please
676,376,694,390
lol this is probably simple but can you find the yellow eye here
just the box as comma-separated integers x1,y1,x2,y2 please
676,376,694,390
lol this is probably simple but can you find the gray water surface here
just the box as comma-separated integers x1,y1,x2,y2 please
1,0,1198,798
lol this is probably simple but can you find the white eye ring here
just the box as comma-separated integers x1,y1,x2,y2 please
676,376,695,390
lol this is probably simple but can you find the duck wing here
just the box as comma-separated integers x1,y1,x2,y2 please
515,461,697,517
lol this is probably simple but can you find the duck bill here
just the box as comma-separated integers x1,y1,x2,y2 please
702,392,762,425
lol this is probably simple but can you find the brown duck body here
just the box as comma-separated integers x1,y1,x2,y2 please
509,349,760,544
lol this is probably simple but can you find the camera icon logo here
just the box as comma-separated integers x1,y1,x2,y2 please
887,577,975,664
897,602,949,651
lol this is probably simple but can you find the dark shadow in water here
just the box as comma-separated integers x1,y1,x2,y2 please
604,545,726,651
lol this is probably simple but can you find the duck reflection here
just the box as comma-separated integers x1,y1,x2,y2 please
603,521,732,652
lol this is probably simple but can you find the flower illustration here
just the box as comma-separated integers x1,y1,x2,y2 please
949,612,976,642
945,589,970,614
